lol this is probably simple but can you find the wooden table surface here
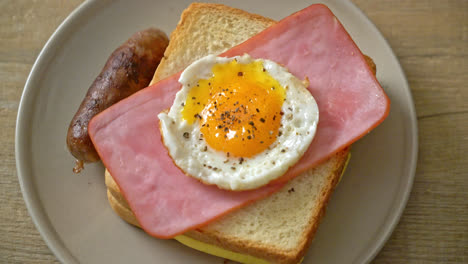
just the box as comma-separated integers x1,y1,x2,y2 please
1,0,467,263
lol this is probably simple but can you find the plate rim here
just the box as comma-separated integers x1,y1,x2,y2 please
15,1,418,263
15,1,101,263
337,3,418,264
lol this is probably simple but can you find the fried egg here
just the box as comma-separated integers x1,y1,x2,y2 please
158,54,318,190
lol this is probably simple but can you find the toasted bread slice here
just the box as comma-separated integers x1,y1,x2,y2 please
106,150,349,264
104,3,371,263
151,3,275,83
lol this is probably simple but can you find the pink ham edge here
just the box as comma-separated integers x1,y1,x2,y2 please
90,76,285,239
88,4,389,239
223,4,390,183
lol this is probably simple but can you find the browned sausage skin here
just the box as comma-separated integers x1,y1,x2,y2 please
67,28,169,164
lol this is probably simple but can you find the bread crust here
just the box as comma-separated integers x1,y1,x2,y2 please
151,3,275,84
105,148,349,264
182,149,350,264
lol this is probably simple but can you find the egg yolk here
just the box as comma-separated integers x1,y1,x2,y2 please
182,59,285,158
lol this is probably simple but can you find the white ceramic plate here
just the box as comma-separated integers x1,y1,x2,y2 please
16,0,417,263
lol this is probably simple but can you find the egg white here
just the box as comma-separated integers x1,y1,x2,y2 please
158,54,319,190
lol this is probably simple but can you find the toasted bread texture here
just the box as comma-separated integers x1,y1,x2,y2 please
104,3,372,264
106,150,349,264
151,3,275,84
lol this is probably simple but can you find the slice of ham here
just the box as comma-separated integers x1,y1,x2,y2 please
224,5,390,183
89,4,389,239
90,76,285,239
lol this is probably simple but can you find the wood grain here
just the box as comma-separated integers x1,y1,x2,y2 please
1,0,467,263
352,1,468,263
0,1,83,263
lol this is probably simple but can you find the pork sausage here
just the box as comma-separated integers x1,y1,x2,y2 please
67,28,169,164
